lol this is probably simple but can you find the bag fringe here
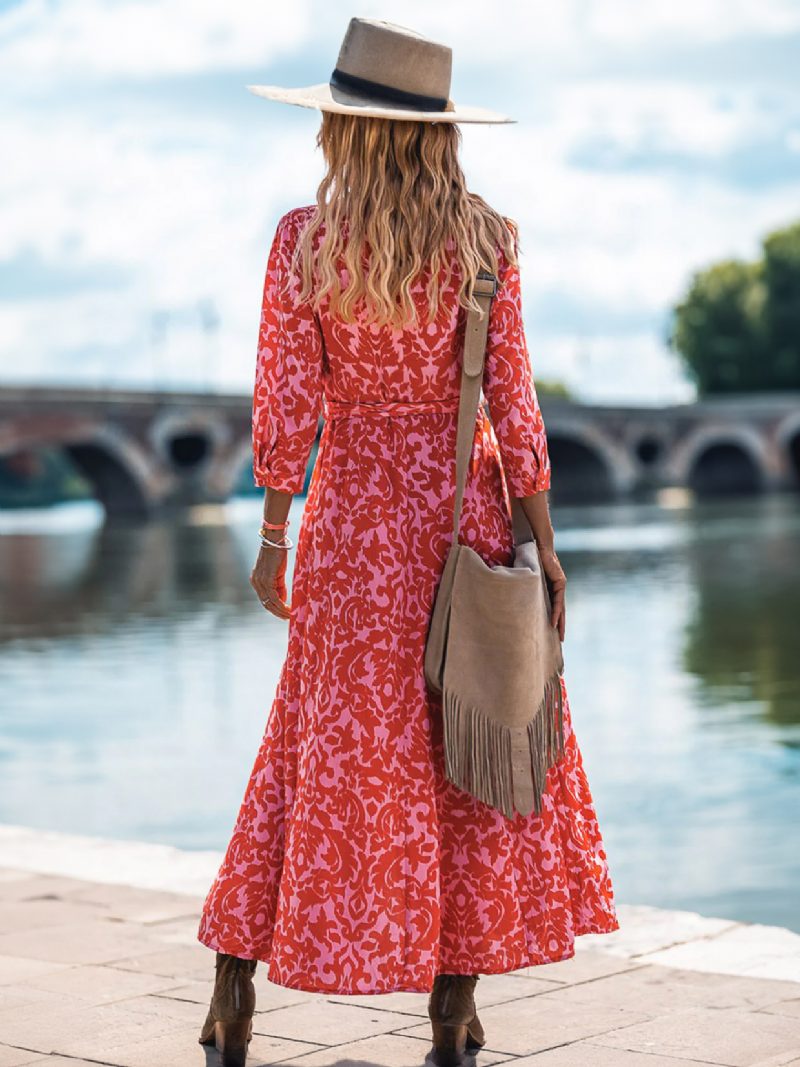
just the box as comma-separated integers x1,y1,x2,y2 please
442,671,565,819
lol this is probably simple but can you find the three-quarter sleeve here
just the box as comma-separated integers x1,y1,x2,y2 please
252,209,325,494
482,221,551,496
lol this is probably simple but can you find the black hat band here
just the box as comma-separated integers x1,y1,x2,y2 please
329,67,448,112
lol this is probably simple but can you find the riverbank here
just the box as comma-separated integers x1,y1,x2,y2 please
0,824,798,1065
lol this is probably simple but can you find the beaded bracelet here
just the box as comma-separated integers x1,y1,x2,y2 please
260,519,290,531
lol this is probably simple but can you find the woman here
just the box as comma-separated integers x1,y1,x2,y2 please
197,18,619,1067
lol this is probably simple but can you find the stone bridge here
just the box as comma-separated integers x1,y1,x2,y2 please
0,386,798,517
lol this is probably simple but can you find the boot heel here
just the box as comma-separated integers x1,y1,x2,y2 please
431,1020,468,1067
466,1016,486,1050
217,1017,253,1067
199,951,257,1064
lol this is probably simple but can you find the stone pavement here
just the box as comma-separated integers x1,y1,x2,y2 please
0,864,799,1067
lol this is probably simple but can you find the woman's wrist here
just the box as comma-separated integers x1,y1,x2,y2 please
259,517,293,550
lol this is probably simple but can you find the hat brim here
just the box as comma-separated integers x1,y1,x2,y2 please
246,82,515,125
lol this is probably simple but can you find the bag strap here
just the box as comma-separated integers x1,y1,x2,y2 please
452,269,534,547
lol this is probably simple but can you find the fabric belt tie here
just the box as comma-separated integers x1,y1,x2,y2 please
324,396,463,419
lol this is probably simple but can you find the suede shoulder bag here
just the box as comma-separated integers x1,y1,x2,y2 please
423,269,565,820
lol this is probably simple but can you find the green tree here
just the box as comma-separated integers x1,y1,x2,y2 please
534,377,571,399
669,220,800,395
762,222,800,388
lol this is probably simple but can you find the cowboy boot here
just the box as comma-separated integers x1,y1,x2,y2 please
428,974,486,1066
198,951,258,1067
441,974,485,1052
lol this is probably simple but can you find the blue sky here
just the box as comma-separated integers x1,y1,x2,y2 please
1,1,799,403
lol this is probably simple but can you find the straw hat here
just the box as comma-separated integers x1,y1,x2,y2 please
247,17,515,125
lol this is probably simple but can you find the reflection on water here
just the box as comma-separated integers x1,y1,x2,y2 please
0,494,798,931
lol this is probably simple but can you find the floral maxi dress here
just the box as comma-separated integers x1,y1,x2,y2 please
196,204,619,995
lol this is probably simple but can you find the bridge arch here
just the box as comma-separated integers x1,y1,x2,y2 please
149,409,232,475
0,419,158,517
545,419,635,501
670,426,769,497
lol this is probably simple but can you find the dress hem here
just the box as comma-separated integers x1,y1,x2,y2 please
195,912,621,996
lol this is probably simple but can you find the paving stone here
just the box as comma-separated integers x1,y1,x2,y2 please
17,963,183,1004
55,1027,195,1065
108,942,214,979
396,992,651,1057
0,1046,43,1067
55,1016,196,1061
324,973,555,1020
5,870,203,930
755,1056,800,1067
592,1005,800,1065
534,964,800,1016
65,882,203,924
23,1060,119,1066
144,977,215,1005
0,985,69,1015
761,997,800,1018
254,980,326,1011
0,921,145,965
0,900,106,936
139,914,205,946
510,950,643,985
232,1033,326,1067
0,1001,180,1057
63,1025,323,1067
508,1044,712,1066
274,1030,513,1066
159,974,316,1014
465,973,557,1007
324,987,431,1018
19,1059,108,1066
250,999,415,1045
0,874,91,903
0,957,71,985
113,991,204,1024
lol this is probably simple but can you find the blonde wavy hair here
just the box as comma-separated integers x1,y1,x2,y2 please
290,111,519,329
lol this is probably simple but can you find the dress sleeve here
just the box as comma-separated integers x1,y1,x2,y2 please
482,222,551,496
252,210,325,494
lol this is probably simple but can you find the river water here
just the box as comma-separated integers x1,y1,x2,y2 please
0,492,798,932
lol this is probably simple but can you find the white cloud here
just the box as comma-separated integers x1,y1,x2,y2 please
538,332,696,405
7,0,799,88
0,105,322,391
552,83,782,159
1,0,799,403
0,0,310,80
336,0,800,62
584,0,800,46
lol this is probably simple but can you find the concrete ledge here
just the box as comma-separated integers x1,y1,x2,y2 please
0,823,221,898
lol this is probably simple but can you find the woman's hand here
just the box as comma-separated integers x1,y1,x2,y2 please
538,544,566,642
250,544,291,620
